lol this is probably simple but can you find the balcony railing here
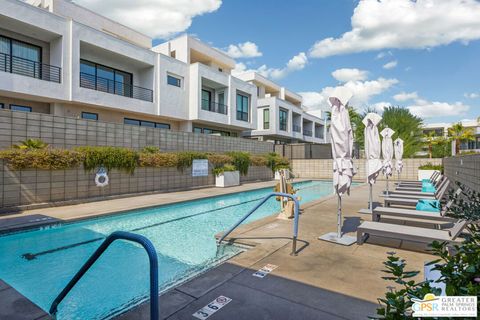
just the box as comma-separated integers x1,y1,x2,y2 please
0,52,61,83
201,99,228,115
315,133,323,139
293,124,301,133
303,129,313,136
80,72,153,102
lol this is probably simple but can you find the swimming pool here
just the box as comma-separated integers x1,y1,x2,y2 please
0,180,341,319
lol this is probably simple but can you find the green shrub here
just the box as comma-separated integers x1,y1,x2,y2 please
13,138,49,150
207,153,233,168
418,162,443,171
226,151,251,176
75,146,138,173
0,149,82,170
141,146,160,154
250,155,268,167
265,152,290,172
138,152,177,168
212,164,237,176
176,151,208,172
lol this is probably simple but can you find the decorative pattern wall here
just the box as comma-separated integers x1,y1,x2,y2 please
0,162,273,210
0,109,274,154
291,158,443,181
443,154,480,193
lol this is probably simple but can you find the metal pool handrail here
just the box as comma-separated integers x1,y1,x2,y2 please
217,192,300,256
49,231,159,320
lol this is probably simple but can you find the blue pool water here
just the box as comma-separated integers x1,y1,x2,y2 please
0,180,340,319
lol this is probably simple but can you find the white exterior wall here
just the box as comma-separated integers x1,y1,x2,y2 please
158,54,189,120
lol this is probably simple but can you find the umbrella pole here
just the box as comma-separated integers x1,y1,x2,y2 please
337,194,342,238
386,175,389,196
368,183,373,211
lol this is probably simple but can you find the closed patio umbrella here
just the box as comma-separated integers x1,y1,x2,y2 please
394,138,404,180
318,87,356,246
358,113,383,214
381,127,395,195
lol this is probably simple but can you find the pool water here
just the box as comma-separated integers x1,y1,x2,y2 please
0,180,339,319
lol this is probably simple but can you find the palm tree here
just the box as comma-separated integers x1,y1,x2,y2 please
448,123,475,155
423,131,444,159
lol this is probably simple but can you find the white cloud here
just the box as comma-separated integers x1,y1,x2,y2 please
74,0,222,39
300,77,398,112
383,60,398,69
393,91,418,102
464,92,479,99
370,101,392,112
407,100,470,118
233,52,308,80
309,0,480,58
331,68,368,82
226,41,262,58
375,51,392,59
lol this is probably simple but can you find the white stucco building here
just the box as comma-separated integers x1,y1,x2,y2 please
235,72,327,144
423,120,480,153
0,0,265,138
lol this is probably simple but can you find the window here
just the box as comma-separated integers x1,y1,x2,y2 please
80,59,133,97
236,93,249,122
279,109,288,131
167,74,181,87
263,108,270,129
1,35,42,78
10,104,32,112
0,103,4,109
124,118,170,129
201,89,212,111
193,127,232,136
81,112,98,121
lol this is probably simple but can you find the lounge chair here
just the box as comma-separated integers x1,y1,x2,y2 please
373,189,461,223
384,181,450,207
395,171,439,186
386,178,449,197
395,175,444,191
357,219,467,246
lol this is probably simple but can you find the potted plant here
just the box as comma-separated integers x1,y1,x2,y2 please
213,164,240,187
418,163,443,181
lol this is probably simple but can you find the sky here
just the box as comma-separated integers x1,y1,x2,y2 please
75,0,480,124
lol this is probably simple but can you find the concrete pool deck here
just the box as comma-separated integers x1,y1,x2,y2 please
0,180,436,319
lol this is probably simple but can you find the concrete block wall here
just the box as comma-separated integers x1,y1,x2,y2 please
0,161,272,209
0,109,274,154
291,158,443,182
443,154,480,193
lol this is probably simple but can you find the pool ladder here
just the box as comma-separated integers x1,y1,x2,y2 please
49,231,159,320
217,192,300,256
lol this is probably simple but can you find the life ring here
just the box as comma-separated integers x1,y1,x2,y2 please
95,167,109,187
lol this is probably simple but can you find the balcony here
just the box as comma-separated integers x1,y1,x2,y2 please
80,72,153,102
201,99,228,115
303,129,313,136
293,125,301,133
0,53,61,83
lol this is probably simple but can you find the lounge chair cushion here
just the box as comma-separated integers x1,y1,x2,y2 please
416,199,440,212
422,184,436,193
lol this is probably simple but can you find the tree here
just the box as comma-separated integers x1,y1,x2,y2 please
448,122,475,155
423,131,444,159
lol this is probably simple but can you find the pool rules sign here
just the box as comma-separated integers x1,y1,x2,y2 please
192,159,209,177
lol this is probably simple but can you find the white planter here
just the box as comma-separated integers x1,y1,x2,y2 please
215,171,240,187
418,169,439,181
